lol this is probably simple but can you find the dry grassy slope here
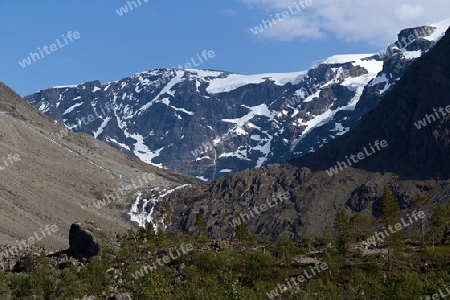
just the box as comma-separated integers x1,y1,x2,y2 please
0,83,198,250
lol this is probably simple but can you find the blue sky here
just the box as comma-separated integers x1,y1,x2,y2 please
0,0,448,96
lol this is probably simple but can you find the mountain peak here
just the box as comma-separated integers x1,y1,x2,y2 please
25,22,449,181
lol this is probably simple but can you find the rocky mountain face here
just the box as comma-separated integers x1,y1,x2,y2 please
25,21,450,181
162,26,450,240
0,83,195,250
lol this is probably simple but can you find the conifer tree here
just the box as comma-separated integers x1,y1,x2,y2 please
234,212,249,242
349,213,372,242
378,186,402,257
333,207,350,253
379,185,401,226
194,212,208,239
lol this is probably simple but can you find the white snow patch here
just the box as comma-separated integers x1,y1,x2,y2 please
370,73,388,86
187,69,224,78
132,135,165,167
403,50,422,59
290,68,379,152
223,104,275,129
311,54,374,69
38,102,50,113
63,102,84,115
53,85,78,89
196,156,211,161
219,149,251,161
106,137,130,151
252,138,272,167
424,19,450,42
334,122,349,136
299,85,321,103
160,98,194,115
206,71,307,94
139,70,185,113
93,117,111,138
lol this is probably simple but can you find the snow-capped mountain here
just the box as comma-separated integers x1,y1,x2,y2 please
25,20,450,180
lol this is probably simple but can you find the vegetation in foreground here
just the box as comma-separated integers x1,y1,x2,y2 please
1,186,450,299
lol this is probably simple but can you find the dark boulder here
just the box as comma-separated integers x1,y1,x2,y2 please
67,221,101,259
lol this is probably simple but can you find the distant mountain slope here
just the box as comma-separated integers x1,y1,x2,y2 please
162,26,450,240
26,20,450,180
0,83,196,250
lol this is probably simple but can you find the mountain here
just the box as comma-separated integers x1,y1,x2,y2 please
25,20,450,180
0,83,196,250
161,25,450,240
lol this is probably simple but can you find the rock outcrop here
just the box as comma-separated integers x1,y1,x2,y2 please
67,221,103,259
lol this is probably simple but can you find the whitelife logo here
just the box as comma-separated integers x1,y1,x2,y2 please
229,191,290,228
131,243,193,280
250,1,313,35
18,31,81,68
414,104,450,130
423,283,450,299
326,140,388,176
154,50,216,88
0,224,58,259
93,173,156,209
362,210,425,246
116,0,149,16
266,263,328,298
377,27,434,58
0,153,21,171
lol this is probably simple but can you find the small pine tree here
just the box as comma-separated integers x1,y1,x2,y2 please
333,207,350,253
378,185,401,226
349,213,372,242
430,205,450,246
234,213,249,242
194,212,208,239
378,186,402,257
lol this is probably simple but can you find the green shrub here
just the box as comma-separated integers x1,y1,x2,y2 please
137,271,172,300
79,257,111,295
239,250,278,286
192,251,229,274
